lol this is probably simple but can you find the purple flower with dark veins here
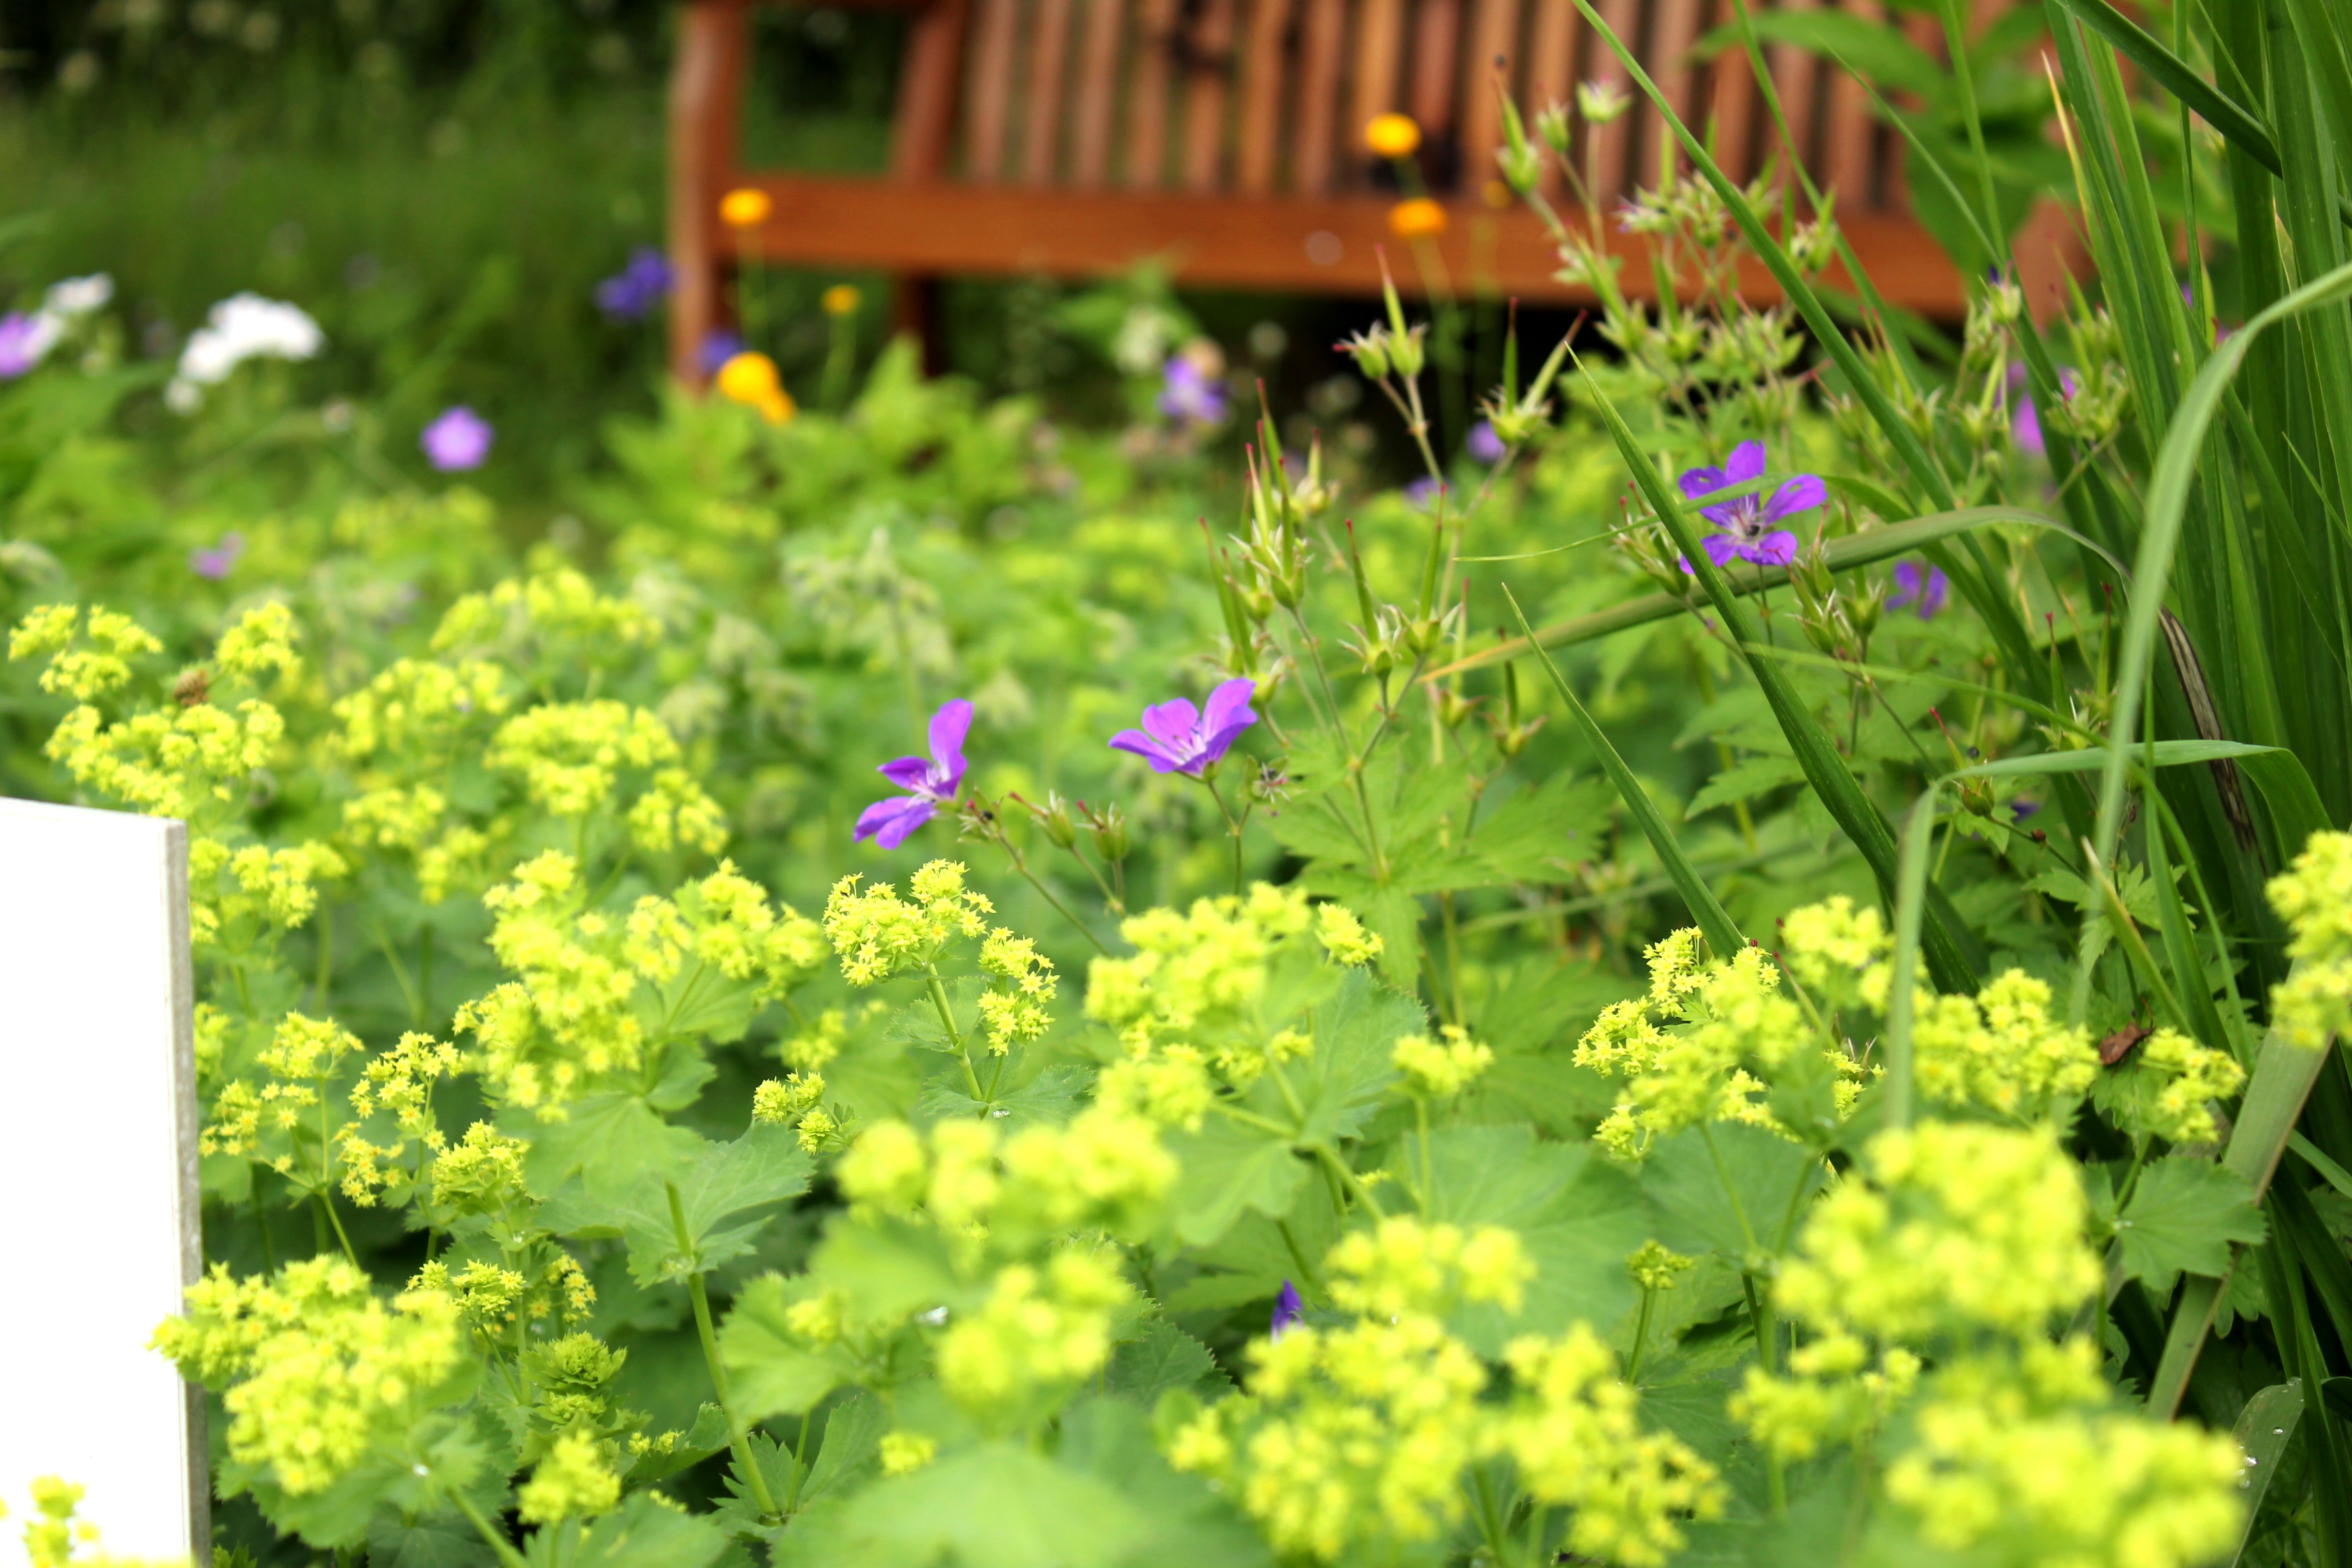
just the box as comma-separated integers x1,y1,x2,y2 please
855,698,972,849
1109,677,1258,777
1159,355,1228,425
1676,440,1823,568
1888,559,1949,619
190,532,246,581
1270,1280,1303,1341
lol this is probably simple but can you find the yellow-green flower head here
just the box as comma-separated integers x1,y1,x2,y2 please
1313,903,1384,966
412,1258,527,1332
1085,883,1316,1034
1884,1340,2242,1568
1910,970,2097,1122
150,1258,464,1495
821,864,994,985
1625,1240,1695,1293
1777,1122,2099,1341
995,1107,1177,1241
1499,1324,1724,1566
331,656,510,764
427,1122,532,1218
487,700,727,853
517,1431,622,1524
879,1431,938,1474
936,1250,1131,1417
1326,1216,1532,1318
977,926,1059,1054
1179,1313,1490,1561
783,1007,850,1071
1778,895,1891,1010
459,852,649,1112
48,692,288,821
1094,1045,1215,1130
2267,832,2352,1048
431,568,658,664
10,602,162,700
213,600,303,686
1392,1025,1493,1097
838,1121,929,1213
2125,1028,2246,1145
1730,1331,1921,1462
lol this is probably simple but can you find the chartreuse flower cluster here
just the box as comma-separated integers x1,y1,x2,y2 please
151,1257,465,1496
1736,1122,2243,1566
1081,883,1384,1122
1575,928,1846,1157
454,851,820,1113
331,655,511,901
1172,1215,1716,1566
7,1475,189,1568
1784,897,2240,1141
2267,830,2352,1050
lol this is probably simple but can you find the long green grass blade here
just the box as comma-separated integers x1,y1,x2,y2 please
2089,259,2352,900
2046,0,2282,174
1436,506,2112,680
1502,586,1745,962
1567,350,1981,992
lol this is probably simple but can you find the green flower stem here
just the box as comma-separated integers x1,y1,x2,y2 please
668,1181,781,1522
785,1405,815,1514
985,823,1111,954
923,969,985,1100
451,1489,531,1568
1625,1282,1657,1386
1308,1143,1377,1213
1203,774,1249,897
1276,1217,1328,1301
316,1191,358,1267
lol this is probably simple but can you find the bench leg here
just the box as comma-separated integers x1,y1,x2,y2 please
892,274,945,376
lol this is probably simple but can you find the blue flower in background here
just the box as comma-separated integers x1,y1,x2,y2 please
1466,420,1505,463
1270,1281,1303,1340
1888,559,1949,619
595,246,675,321
1159,355,1228,426
699,328,746,376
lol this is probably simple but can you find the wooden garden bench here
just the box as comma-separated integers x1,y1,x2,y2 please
667,0,1997,382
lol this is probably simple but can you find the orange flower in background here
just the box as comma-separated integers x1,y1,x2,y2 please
821,284,862,316
716,350,795,425
1388,197,1447,240
719,187,773,228
1365,112,1422,159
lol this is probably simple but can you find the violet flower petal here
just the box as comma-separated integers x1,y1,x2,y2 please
877,755,936,791
1676,463,1729,502
1724,440,1768,484
855,795,938,849
1139,698,1201,750
1701,532,1742,568
928,698,973,787
1761,474,1826,522
1270,1281,1304,1341
1889,560,1922,608
1745,529,1799,567
1109,731,1187,773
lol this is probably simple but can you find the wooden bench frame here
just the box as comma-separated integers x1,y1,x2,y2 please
667,0,1984,385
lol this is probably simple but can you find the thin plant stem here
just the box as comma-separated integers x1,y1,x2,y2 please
669,1181,781,1523
923,969,985,1099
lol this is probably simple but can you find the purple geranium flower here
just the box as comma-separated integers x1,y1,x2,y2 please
1270,1280,1303,1341
421,406,493,472
1888,559,1948,618
855,698,972,850
1159,355,1227,425
1110,678,1258,778
698,327,747,376
595,246,675,321
1404,476,1448,510
190,532,246,581
1466,420,1506,463
1676,440,1823,568
2009,364,2080,457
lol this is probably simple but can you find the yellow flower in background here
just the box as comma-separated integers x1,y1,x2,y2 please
1388,197,1447,240
1364,112,1421,159
821,283,862,316
719,186,773,228
716,350,796,425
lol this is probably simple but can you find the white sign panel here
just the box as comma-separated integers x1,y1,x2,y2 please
0,798,206,1565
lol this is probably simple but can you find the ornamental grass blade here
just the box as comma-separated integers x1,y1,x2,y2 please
1501,586,1744,962
1565,352,1981,993
2044,0,2283,174
1434,505,2104,681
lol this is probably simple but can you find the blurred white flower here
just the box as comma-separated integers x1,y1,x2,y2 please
166,292,324,412
43,274,114,318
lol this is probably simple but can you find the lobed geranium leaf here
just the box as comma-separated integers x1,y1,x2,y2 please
1105,1319,1230,1406
521,1491,729,1568
2118,1157,2268,1296
1164,1117,1308,1248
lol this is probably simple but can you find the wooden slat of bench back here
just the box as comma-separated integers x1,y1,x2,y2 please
674,0,1997,365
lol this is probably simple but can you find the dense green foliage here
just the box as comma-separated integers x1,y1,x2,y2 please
12,1,2352,1565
